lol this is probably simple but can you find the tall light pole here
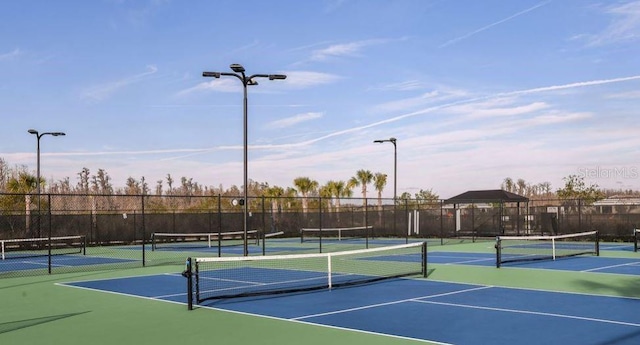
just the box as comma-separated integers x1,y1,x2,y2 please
203,64,286,256
28,129,66,239
374,137,397,236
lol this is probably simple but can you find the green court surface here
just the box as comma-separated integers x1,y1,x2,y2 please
2,240,640,345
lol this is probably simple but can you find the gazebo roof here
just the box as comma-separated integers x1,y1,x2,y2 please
444,189,529,204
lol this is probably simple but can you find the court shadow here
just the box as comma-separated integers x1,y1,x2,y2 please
574,278,640,299
598,329,640,345
0,311,90,334
0,270,118,290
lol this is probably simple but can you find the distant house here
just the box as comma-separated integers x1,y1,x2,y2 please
592,196,640,214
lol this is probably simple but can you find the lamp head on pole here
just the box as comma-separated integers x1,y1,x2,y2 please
202,71,221,78
230,63,245,73
51,132,66,137
373,137,397,146
28,129,38,135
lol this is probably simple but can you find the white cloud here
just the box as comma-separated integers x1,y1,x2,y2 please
373,85,470,114
585,1,640,46
175,78,242,96
455,101,551,119
267,112,323,129
0,48,21,61
605,90,640,99
177,70,342,97
371,80,427,92
278,71,342,88
82,65,158,102
517,111,592,126
310,39,390,61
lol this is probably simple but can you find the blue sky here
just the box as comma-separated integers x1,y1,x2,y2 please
1,0,639,198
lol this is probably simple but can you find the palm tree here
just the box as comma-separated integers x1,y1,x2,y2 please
6,171,38,235
373,172,388,210
326,180,348,213
262,185,285,215
293,177,318,213
319,184,333,213
350,169,373,207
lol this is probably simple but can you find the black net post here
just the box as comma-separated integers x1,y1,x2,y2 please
635,229,639,252
183,257,193,310
495,237,502,268
595,231,600,256
422,241,428,278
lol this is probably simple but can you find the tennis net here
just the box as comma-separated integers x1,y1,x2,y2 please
496,231,599,268
151,230,259,251
634,229,640,252
300,226,372,243
1,235,86,260
184,241,427,309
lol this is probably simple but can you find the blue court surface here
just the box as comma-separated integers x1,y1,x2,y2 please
61,266,640,345
150,244,309,255
428,251,640,275
0,255,136,273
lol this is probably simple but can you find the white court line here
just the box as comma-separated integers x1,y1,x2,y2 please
444,257,494,265
430,253,494,265
292,286,493,320
582,261,640,272
412,299,640,328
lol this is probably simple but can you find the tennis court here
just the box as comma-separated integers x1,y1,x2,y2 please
59,262,640,345
3,236,640,345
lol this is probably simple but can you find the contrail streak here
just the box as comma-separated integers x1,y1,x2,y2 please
440,1,552,48
11,74,639,159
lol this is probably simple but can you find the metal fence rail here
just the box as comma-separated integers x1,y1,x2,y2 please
1,192,638,277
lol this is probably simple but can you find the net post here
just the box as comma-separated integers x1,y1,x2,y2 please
82,235,87,255
551,238,556,260
421,241,428,278
495,237,501,268
327,254,332,289
183,257,193,310
634,229,638,253
595,230,599,256
151,233,156,252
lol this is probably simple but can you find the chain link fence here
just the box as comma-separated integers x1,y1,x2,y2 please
1,192,638,277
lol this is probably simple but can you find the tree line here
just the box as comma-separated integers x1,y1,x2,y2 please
2,156,637,208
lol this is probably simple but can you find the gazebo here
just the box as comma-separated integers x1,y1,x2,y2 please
444,189,529,237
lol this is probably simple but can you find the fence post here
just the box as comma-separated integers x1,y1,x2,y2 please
141,194,146,267
47,193,52,274
440,199,444,245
